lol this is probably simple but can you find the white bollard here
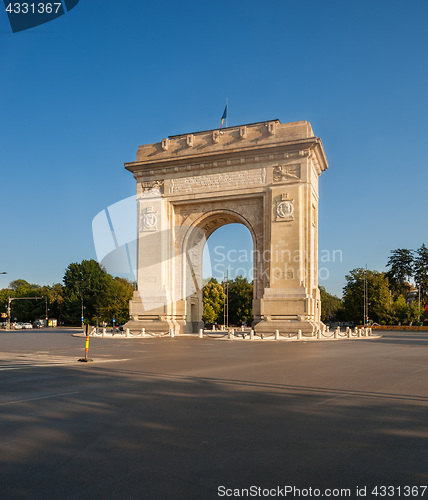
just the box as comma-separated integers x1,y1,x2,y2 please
102,327,106,337
250,329,254,340
199,329,203,338
142,327,145,336
275,329,279,340
169,328,174,337
228,329,234,340
126,328,130,337
298,329,302,340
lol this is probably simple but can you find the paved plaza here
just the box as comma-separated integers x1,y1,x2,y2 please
0,329,427,499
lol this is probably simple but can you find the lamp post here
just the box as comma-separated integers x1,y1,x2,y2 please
0,273,7,328
7,294,11,330
81,291,84,328
419,284,421,320
223,270,229,329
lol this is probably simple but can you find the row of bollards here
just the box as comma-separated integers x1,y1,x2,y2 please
87,325,374,344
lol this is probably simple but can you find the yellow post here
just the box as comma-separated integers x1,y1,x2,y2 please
78,324,93,362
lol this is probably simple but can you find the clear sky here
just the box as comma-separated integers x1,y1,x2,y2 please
1,0,427,297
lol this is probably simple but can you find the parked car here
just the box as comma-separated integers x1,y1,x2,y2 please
204,322,218,330
14,322,24,330
23,323,33,329
33,320,44,329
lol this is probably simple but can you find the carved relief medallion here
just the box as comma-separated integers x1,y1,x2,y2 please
141,207,158,231
276,200,294,221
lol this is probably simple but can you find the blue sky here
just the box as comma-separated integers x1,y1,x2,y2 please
1,0,427,297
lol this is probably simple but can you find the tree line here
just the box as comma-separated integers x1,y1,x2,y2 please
0,260,134,326
203,245,428,327
321,245,428,325
3,245,427,328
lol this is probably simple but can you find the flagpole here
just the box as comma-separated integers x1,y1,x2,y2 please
226,98,228,128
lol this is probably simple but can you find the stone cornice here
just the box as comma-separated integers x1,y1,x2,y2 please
125,120,328,180
127,139,327,181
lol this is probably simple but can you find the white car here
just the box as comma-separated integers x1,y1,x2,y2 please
14,322,24,330
23,323,33,329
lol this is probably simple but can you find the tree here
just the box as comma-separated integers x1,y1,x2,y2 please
9,279,38,292
63,260,134,325
202,278,224,323
4,280,44,322
342,268,390,324
386,295,423,326
63,259,110,325
38,283,65,324
413,244,428,299
386,248,414,297
319,286,344,323
98,276,133,325
226,276,253,325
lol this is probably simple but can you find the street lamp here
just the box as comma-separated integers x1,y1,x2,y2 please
418,284,421,320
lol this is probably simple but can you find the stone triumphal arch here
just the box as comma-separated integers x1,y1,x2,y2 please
124,120,328,334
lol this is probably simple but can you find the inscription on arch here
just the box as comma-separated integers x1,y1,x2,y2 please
170,168,267,194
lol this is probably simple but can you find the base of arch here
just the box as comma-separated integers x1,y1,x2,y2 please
253,317,324,336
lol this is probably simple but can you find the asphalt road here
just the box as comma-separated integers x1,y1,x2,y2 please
1,329,427,499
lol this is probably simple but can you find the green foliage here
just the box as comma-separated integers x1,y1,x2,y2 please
9,279,38,292
386,248,414,298
226,276,253,325
414,244,428,298
63,259,133,325
319,286,344,323
385,295,423,326
0,280,45,322
0,260,133,326
98,277,134,325
202,278,224,323
342,268,390,324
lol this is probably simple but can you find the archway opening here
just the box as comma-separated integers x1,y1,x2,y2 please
202,223,254,329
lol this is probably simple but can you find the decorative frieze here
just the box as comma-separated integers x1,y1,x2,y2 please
140,180,164,193
273,164,300,183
